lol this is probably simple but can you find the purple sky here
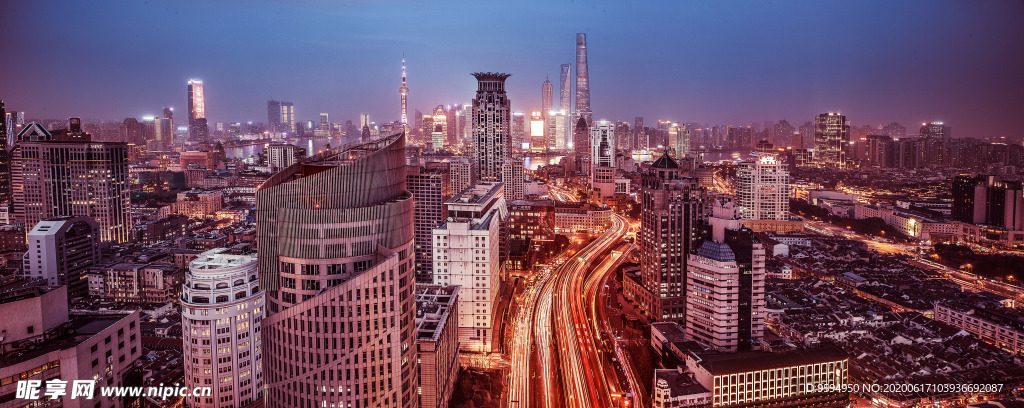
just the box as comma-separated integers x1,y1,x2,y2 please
1,0,1022,139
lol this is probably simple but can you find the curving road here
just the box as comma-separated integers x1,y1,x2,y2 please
547,214,629,407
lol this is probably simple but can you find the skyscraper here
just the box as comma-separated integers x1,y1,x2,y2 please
573,117,590,161
188,79,209,141
470,72,512,182
408,164,451,284
686,203,766,352
400,56,410,127
511,112,525,152
919,121,950,166
542,77,556,151
735,154,789,221
182,249,265,408
12,120,132,242
559,64,571,149
118,117,145,146
256,132,417,408
813,113,850,168
267,100,295,134
320,113,330,131
639,154,705,324
591,122,616,197
0,101,9,203
574,33,592,124
634,117,644,150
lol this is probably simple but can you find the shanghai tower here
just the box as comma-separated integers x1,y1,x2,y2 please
257,133,418,408
574,33,592,125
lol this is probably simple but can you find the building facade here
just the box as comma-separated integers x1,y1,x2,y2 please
432,181,506,353
813,113,850,168
182,249,265,408
22,216,100,301
256,133,418,408
407,165,452,284
471,72,512,183
591,121,616,197
0,284,143,408
11,121,132,242
574,33,592,124
639,154,705,324
686,208,766,352
267,100,295,134
414,285,460,408
188,79,209,141
735,154,789,221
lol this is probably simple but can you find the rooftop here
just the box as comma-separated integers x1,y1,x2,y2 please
0,313,134,367
415,285,459,342
654,369,710,398
695,344,848,376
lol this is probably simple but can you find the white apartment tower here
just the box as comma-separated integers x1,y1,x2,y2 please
23,216,100,301
432,181,507,353
266,144,297,172
686,203,766,352
183,248,265,408
735,154,789,221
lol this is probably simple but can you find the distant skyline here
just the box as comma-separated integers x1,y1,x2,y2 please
1,0,1022,139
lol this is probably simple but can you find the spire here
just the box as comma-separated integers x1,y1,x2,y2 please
399,54,409,126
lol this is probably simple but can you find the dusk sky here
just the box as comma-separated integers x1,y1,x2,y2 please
2,0,1022,139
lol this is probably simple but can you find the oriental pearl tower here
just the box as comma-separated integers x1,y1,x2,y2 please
399,55,410,129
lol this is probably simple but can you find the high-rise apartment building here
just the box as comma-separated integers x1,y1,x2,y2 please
432,181,507,353
408,164,452,284
188,79,209,141
22,216,100,301
813,113,850,168
11,121,132,242
686,203,766,352
865,134,897,168
502,156,525,201
471,72,513,182
638,154,705,324
447,157,478,195
267,100,295,134
256,133,418,408
574,33,592,124
735,154,789,221
266,143,298,171
182,249,265,408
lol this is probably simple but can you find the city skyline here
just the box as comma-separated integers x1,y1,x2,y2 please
0,1,1021,139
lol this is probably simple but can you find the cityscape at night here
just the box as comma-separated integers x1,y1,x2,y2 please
2,1,1024,408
